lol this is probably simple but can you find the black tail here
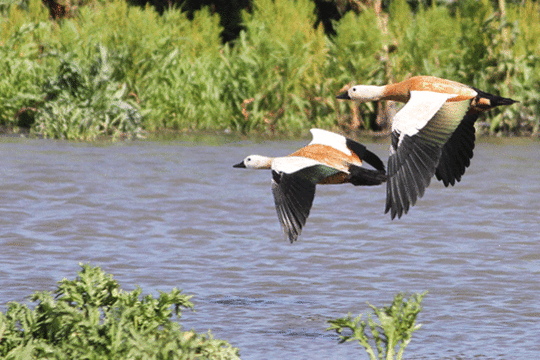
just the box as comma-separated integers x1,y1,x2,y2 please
348,164,387,186
473,87,519,108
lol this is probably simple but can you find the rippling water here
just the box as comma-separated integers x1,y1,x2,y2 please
0,135,539,359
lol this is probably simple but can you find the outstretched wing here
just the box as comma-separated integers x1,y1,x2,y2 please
271,164,339,243
385,132,441,219
385,91,472,219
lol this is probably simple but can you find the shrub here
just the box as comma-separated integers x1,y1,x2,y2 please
0,0,54,129
0,264,240,359
326,7,388,130
32,45,143,140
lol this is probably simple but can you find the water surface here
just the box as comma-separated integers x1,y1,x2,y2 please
0,136,539,359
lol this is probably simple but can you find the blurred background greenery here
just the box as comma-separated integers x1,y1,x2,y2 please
0,0,537,139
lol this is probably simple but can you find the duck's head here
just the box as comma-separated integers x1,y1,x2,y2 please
233,155,272,169
336,85,385,103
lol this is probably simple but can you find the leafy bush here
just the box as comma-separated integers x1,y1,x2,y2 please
32,45,143,140
0,17,52,130
100,3,226,132
327,292,426,360
0,264,240,359
142,0,336,135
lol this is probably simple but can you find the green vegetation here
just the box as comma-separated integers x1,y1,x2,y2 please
0,264,428,359
33,45,143,140
0,264,240,359
0,0,538,139
327,292,426,360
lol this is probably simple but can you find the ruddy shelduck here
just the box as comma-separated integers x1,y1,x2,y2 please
337,75,518,219
233,128,386,243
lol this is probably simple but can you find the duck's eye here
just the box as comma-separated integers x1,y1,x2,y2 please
246,157,251,162
352,87,356,92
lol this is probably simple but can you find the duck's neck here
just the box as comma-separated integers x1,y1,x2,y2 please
383,81,413,103
357,85,387,102
250,155,273,169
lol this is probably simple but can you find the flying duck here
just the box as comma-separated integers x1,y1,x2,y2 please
233,128,386,243
336,75,518,219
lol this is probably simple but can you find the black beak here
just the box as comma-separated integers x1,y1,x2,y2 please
233,161,246,168
336,92,351,100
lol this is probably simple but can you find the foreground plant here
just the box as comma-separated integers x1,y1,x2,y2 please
327,292,426,360
0,264,240,359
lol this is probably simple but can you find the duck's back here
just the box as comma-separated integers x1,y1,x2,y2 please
387,76,478,103
289,144,361,172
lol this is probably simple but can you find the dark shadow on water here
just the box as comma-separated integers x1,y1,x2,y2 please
208,295,312,307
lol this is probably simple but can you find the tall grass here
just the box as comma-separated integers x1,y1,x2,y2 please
220,0,329,134
0,0,537,139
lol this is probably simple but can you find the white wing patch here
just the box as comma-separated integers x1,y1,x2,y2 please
392,91,457,136
308,128,351,156
272,156,321,174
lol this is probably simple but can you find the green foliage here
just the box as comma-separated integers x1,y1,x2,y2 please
390,5,458,79
224,0,330,134
141,0,336,135
329,8,386,82
512,0,540,56
327,8,387,130
0,264,240,359
0,0,537,137
327,292,426,360
0,21,47,129
32,45,143,140
84,2,227,132
140,50,233,132
388,0,413,43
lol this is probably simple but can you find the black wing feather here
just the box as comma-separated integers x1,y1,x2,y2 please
272,171,315,243
435,112,478,186
385,134,441,219
385,98,472,219
271,165,340,243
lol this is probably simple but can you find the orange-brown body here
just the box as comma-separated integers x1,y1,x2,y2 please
382,75,507,116
383,76,478,103
288,144,363,185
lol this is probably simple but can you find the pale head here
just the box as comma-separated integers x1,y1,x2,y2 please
233,155,272,169
336,85,385,103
